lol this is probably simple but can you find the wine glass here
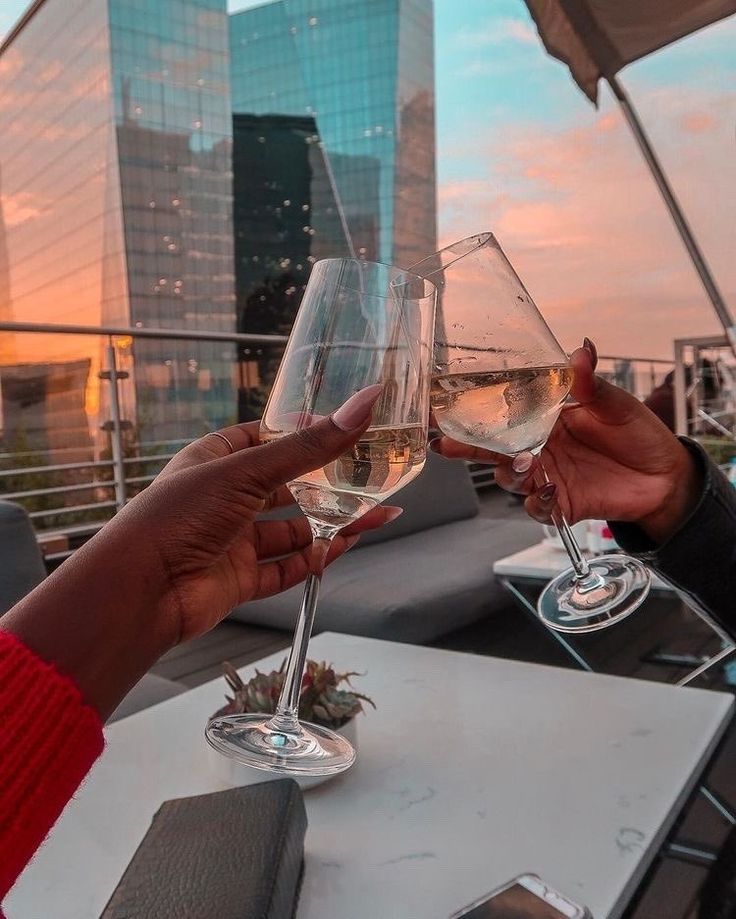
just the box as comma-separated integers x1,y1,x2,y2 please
205,258,436,775
410,233,651,633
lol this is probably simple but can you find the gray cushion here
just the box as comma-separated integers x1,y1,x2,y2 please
260,452,479,547
230,517,539,644
0,500,47,614
108,673,186,723
356,452,479,547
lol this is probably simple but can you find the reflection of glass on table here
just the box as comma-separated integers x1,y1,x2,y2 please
493,542,735,686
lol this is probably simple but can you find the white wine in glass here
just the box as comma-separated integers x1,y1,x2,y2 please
412,233,651,633
431,366,574,456
260,422,427,529
206,258,436,776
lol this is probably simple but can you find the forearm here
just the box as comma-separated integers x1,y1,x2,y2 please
611,440,736,635
0,509,176,720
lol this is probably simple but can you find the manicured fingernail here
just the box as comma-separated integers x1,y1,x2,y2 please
512,452,533,474
539,482,556,502
385,506,403,522
331,384,383,431
429,437,442,453
583,337,598,368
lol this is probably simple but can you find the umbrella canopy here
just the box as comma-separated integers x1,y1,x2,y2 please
525,0,736,103
522,0,735,346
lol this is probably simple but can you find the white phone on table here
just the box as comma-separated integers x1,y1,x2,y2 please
449,873,592,918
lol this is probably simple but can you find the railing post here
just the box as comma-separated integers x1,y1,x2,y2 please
673,341,689,437
102,341,128,511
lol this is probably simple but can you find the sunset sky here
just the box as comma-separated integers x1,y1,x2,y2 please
1,0,734,360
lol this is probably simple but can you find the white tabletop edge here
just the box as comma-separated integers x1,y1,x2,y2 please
608,692,733,918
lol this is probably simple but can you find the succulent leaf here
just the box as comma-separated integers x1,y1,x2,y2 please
218,658,375,728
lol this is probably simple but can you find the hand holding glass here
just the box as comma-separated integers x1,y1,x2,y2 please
206,258,436,775
411,233,650,632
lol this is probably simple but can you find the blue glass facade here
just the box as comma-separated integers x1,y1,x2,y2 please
229,0,436,272
229,0,436,417
107,0,236,440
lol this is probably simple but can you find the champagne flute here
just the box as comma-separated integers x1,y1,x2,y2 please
410,233,651,633
206,258,436,775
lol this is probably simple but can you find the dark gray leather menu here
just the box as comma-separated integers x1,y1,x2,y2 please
99,780,307,919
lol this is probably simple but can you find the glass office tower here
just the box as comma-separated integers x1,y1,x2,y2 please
0,0,437,440
0,0,236,453
231,110,355,417
229,0,436,417
108,0,235,440
230,0,436,269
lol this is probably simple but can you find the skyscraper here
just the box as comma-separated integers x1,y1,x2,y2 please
0,0,436,440
230,0,436,268
229,0,436,416
0,0,236,449
231,110,358,418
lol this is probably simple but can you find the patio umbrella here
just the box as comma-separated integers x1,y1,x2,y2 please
523,0,736,349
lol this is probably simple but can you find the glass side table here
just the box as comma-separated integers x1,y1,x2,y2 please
493,541,735,687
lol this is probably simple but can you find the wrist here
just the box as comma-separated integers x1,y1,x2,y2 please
1,523,176,720
638,443,704,545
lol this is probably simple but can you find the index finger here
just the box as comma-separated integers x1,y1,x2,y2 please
160,421,262,476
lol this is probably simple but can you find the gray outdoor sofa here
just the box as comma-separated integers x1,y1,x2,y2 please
229,453,539,644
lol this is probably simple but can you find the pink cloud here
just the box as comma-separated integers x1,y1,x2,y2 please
438,87,736,359
2,192,44,227
680,111,717,134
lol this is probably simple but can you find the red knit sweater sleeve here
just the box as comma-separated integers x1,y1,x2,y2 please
0,630,104,901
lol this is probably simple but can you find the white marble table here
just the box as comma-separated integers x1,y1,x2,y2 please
8,633,733,919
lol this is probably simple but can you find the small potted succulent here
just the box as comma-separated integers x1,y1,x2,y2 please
208,659,375,788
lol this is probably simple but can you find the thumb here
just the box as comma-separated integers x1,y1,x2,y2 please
569,345,599,404
569,345,643,425
221,384,383,497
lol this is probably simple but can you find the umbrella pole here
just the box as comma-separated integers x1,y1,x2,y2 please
607,75,736,354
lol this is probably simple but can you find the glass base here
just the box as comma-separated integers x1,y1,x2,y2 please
205,714,356,777
538,554,651,633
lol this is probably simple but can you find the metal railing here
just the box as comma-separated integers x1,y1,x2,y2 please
0,321,287,556
0,320,287,345
672,335,736,475
0,320,676,556
596,354,673,401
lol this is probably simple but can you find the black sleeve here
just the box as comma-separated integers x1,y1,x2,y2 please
609,438,736,638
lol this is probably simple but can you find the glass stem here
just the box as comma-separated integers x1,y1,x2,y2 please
268,528,334,735
533,462,592,581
